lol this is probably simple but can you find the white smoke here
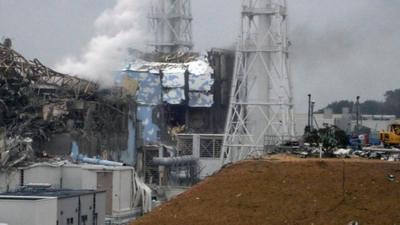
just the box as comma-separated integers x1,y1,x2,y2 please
55,0,149,86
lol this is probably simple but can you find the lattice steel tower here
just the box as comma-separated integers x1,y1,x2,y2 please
221,0,295,164
149,0,193,53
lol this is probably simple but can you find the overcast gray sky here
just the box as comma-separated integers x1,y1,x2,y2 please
1,0,399,111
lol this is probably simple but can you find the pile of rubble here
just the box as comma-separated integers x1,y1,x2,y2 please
0,40,132,168
277,144,400,162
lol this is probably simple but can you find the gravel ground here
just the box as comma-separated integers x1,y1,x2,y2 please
133,156,400,225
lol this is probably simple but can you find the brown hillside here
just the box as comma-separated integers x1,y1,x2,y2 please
133,157,400,225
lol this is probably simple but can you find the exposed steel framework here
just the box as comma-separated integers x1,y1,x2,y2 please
221,0,295,164
149,0,193,53
0,41,98,96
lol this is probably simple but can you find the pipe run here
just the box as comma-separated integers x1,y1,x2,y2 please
80,157,124,167
152,156,198,166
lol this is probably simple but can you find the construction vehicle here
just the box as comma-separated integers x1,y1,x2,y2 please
380,121,400,147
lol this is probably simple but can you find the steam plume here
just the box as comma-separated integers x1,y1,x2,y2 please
55,0,149,86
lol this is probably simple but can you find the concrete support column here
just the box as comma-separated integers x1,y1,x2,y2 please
192,134,200,158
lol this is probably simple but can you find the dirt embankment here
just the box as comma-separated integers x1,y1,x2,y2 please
133,157,400,225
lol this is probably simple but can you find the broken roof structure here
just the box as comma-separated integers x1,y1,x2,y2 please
0,41,135,168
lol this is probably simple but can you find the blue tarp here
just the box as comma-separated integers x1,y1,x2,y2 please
162,67,186,88
188,92,214,107
126,71,161,105
118,60,215,108
189,73,214,92
137,106,160,144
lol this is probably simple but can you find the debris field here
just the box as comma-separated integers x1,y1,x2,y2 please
133,156,400,225
0,41,133,168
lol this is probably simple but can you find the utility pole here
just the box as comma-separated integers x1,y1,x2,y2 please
308,94,312,130
355,96,360,134
311,101,315,130
221,0,295,165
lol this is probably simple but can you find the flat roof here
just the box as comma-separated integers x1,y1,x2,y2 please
0,196,52,201
19,162,134,171
0,189,105,200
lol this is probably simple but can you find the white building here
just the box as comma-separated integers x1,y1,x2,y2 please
0,189,106,225
294,113,395,136
0,163,151,225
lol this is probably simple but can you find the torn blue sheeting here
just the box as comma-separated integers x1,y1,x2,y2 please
120,116,136,165
163,88,185,104
123,61,159,73
125,71,154,81
125,72,161,105
162,67,186,88
189,73,214,92
137,106,160,144
189,92,214,108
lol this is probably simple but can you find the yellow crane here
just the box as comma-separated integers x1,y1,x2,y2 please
380,121,400,147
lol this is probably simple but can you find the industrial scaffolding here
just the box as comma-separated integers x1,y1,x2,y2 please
222,0,295,164
149,0,194,53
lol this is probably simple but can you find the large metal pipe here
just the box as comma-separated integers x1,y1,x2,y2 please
80,157,124,167
71,141,124,167
152,156,198,166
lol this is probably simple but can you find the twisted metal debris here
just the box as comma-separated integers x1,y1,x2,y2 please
0,40,130,169
0,40,98,96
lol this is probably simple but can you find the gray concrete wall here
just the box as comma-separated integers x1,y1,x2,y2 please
80,169,98,190
57,193,106,225
79,194,92,225
112,169,133,214
96,192,107,225
61,167,83,189
0,197,57,225
198,159,220,178
0,170,20,192
24,166,61,188
58,197,79,225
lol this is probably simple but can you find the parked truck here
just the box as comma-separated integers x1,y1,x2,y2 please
380,121,400,147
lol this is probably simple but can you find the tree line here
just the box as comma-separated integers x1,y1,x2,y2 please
319,89,400,117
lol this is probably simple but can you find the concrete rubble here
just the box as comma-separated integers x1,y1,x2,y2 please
277,143,400,162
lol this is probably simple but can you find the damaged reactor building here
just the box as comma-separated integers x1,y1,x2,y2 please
0,0,236,224
0,39,154,224
0,39,135,167
116,50,234,186
0,9,234,225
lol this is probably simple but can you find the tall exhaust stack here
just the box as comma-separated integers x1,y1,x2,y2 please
149,0,193,53
221,0,295,164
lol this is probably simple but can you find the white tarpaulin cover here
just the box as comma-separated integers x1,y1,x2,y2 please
122,58,215,107
189,73,214,92
162,67,186,88
188,60,214,75
163,88,185,104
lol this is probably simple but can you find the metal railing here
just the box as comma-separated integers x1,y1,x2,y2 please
176,134,224,159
